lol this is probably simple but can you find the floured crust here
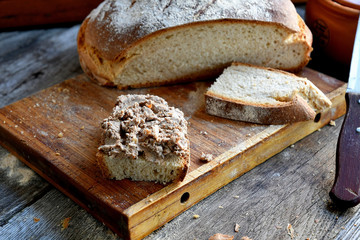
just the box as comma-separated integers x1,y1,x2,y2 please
77,0,313,89
82,0,301,60
205,92,316,125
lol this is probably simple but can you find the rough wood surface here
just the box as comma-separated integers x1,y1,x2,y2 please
1,4,359,240
0,0,102,29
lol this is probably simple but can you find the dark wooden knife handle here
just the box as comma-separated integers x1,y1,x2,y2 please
330,92,360,208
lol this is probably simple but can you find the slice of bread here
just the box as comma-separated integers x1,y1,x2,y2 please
97,94,190,184
77,0,312,89
205,63,332,125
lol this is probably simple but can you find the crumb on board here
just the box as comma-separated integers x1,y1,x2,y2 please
80,126,85,130
193,214,200,219
234,223,240,232
208,233,234,240
57,132,64,138
218,205,224,209
290,144,295,148
240,237,252,240
33,217,40,223
287,224,295,239
329,120,336,126
55,152,61,156
200,152,213,162
233,195,240,199
61,217,71,231
200,131,208,135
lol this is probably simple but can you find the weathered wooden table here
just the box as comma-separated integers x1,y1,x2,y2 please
1,5,359,240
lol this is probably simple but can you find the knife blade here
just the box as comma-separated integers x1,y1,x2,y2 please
330,14,360,208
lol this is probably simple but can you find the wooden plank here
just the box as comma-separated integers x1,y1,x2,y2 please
0,148,51,226
0,0,102,29
0,26,83,108
0,189,121,239
0,69,346,239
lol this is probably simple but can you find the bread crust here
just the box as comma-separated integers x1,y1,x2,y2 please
205,92,316,125
77,0,313,88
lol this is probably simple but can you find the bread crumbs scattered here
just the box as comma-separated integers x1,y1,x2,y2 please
234,223,240,232
290,144,295,148
314,219,319,223
200,152,213,162
218,205,224,209
200,131,208,135
58,132,64,138
80,126,85,130
329,120,336,126
33,217,40,223
341,226,345,230
233,195,240,199
317,128,321,132
55,152,61,156
61,217,71,231
208,233,234,240
287,224,295,239
275,225,282,229
240,237,252,240
193,214,200,219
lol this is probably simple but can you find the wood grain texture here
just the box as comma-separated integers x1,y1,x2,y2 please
0,149,51,226
0,0,102,29
0,68,346,239
0,25,83,108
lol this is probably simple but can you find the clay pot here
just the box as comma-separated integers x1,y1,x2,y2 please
306,0,360,66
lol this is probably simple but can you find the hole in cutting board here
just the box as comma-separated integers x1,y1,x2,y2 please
314,113,321,122
180,192,190,204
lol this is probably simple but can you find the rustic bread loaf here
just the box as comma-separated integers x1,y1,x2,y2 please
97,94,190,183
77,0,313,89
205,63,332,125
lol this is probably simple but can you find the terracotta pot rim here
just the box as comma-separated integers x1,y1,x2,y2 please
316,0,360,17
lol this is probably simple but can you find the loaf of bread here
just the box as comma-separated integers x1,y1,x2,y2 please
77,0,312,89
205,63,332,125
97,94,190,183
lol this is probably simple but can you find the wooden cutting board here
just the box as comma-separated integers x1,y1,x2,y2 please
0,68,346,240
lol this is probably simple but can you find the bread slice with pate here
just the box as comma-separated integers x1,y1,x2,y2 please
77,0,312,89
205,63,332,125
97,94,190,184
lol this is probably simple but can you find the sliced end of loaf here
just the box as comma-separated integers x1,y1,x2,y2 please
205,63,331,125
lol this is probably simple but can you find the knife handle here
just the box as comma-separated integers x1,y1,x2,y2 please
330,92,360,208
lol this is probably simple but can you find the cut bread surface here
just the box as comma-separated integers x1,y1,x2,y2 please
205,63,332,125
97,94,190,183
77,0,312,89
